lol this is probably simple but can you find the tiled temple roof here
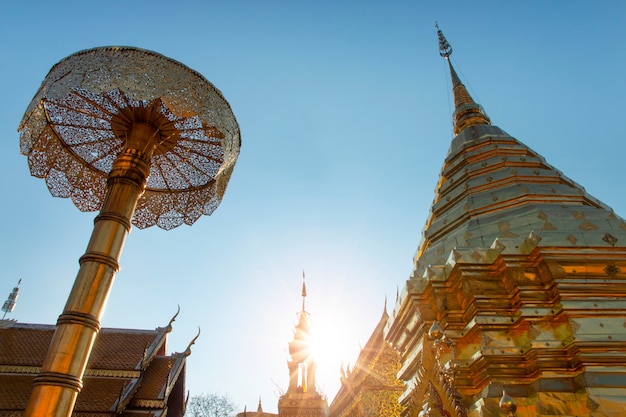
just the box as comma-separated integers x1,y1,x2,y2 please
0,321,188,417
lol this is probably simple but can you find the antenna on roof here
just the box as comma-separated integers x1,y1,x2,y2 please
2,279,21,320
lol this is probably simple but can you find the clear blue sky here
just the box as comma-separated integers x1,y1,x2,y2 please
1,1,625,413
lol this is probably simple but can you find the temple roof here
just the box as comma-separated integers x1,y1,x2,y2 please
340,304,390,381
0,320,189,417
330,302,403,417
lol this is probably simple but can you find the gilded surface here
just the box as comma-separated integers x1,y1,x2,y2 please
386,123,626,416
330,312,404,417
382,26,626,417
278,282,329,417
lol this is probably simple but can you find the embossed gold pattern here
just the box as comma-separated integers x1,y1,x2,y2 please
330,308,404,417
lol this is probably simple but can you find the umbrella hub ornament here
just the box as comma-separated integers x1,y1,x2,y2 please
19,47,240,417
109,96,186,157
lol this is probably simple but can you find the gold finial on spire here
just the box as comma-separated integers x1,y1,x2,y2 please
435,22,491,135
301,271,307,313
436,21,452,58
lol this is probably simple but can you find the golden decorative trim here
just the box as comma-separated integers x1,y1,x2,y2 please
0,365,40,374
567,234,578,245
0,364,141,378
579,220,599,230
87,369,141,378
603,233,618,246
604,263,620,278
132,399,165,408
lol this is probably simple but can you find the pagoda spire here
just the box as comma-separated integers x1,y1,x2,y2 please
287,272,313,393
2,279,21,320
301,271,307,314
279,274,328,417
436,22,491,135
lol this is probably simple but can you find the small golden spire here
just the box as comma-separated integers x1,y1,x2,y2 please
301,270,307,313
436,22,491,135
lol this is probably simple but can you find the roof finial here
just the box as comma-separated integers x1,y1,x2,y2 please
165,305,180,333
301,270,307,313
2,279,22,320
435,23,491,135
184,327,201,356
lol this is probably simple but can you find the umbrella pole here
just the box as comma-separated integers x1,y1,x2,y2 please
25,124,156,417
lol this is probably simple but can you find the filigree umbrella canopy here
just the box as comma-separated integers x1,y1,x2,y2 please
19,46,240,230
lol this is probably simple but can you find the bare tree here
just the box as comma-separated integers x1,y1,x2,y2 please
186,393,237,417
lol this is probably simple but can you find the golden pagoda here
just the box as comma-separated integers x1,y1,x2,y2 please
385,25,626,416
277,275,329,417
238,275,328,417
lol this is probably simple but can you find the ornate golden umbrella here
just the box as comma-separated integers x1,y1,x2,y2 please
19,47,240,417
